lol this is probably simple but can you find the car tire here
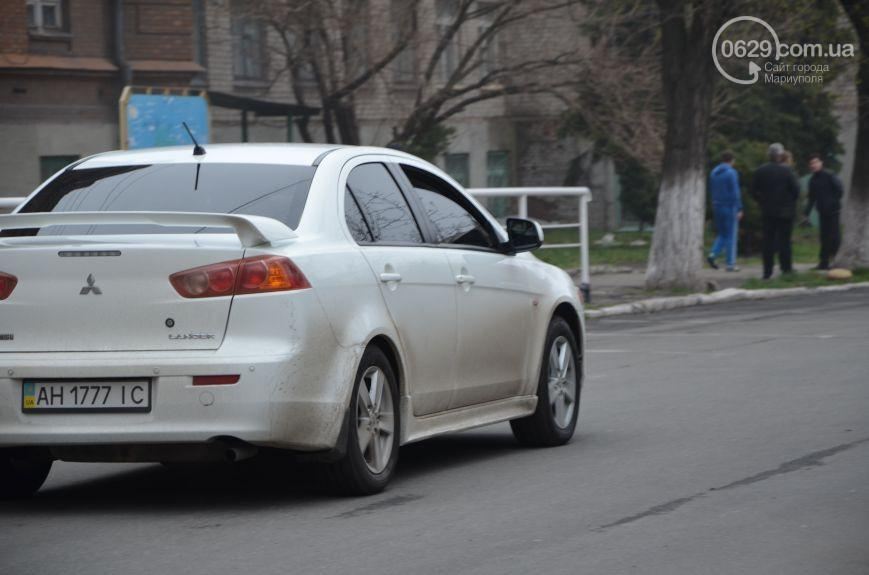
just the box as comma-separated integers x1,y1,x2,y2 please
511,316,581,447
327,346,400,495
0,450,53,499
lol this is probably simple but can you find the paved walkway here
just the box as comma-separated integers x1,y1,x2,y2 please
573,263,815,307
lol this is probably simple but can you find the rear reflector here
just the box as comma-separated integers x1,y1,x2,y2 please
192,375,240,386
170,255,310,299
0,272,17,300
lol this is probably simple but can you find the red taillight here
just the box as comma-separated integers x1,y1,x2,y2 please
237,256,311,294
192,375,240,386
170,260,238,298
169,256,310,299
0,272,17,300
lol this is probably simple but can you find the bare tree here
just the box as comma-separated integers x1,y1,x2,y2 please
386,0,582,155
642,0,734,290
835,0,869,269
570,0,728,288
566,1,665,172
237,0,422,145
230,0,581,156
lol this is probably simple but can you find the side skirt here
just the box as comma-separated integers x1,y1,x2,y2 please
400,395,537,445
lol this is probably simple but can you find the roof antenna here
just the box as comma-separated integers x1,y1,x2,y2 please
182,122,206,156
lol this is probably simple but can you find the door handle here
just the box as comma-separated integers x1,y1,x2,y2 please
380,272,403,283
455,274,476,285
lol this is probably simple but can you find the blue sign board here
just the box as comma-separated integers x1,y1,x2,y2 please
122,92,210,150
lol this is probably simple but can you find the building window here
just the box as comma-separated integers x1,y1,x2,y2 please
436,0,460,81
283,30,316,85
486,150,510,217
486,150,510,187
27,0,65,34
391,0,417,83
444,153,470,187
231,4,266,81
39,155,78,182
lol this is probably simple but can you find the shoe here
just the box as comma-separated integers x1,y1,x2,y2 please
707,255,719,270
813,264,830,271
761,275,772,280
726,266,741,272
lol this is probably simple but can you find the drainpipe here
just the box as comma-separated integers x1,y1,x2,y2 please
114,0,132,87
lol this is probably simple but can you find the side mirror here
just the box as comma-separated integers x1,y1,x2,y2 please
504,217,544,253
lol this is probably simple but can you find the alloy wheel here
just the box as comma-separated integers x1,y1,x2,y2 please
356,366,395,474
547,335,577,429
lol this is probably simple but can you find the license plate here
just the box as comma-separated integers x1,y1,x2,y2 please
22,379,152,413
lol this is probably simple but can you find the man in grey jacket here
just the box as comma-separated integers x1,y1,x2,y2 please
751,143,801,279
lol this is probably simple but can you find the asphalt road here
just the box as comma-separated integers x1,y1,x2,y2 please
2,291,868,575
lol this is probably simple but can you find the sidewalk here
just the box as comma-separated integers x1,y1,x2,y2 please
572,263,815,307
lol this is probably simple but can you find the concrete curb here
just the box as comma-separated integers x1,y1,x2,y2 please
585,281,869,319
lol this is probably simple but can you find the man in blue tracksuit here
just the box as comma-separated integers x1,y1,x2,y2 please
707,151,743,271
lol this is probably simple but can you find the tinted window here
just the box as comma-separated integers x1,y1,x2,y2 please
13,163,314,236
412,187,495,248
347,163,422,244
345,187,373,242
401,165,496,248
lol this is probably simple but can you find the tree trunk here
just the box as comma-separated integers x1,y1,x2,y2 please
834,1,869,269
333,99,360,145
645,0,722,290
295,117,313,143
321,105,337,143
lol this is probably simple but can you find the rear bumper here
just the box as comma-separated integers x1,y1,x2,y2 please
0,348,355,455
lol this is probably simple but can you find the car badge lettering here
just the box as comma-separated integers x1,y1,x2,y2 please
79,274,102,295
169,333,216,340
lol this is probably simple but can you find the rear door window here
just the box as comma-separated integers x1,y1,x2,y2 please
344,187,374,243
11,163,315,236
346,163,423,244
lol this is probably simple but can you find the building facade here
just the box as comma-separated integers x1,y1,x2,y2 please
0,0,202,198
201,0,618,228
0,0,618,228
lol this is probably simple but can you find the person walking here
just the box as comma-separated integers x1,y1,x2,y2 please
751,142,801,279
803,153,843,270
707,151,743,271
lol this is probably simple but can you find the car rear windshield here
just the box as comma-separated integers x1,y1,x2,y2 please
9,163,315,236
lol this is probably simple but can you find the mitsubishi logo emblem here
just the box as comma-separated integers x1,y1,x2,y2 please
80,274,102,295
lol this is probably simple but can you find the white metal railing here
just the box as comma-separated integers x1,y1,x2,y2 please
468,187,592,302
0,197,24,214
2,189,594,299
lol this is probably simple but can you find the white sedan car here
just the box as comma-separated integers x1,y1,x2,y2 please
0,144,584,496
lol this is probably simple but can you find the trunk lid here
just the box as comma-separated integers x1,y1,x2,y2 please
0,234,244,352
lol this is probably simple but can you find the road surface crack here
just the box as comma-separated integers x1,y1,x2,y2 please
331,494,423,519
594,436,869,532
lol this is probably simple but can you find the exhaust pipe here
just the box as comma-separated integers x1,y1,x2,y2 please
218,439,258,463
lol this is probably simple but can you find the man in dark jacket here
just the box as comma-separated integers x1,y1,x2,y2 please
751,143,801,279
803,153,843,270
707,151,743,271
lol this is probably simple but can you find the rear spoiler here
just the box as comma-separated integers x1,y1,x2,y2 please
0,211,296,248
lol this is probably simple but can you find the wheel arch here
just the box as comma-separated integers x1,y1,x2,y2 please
366,334,405,396
551,301,584,358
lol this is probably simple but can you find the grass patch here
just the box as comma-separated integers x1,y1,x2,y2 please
537,226,822,271
537,229,653,269
742,268,869,290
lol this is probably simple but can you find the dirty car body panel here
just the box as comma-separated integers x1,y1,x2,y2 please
0,144,584,475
